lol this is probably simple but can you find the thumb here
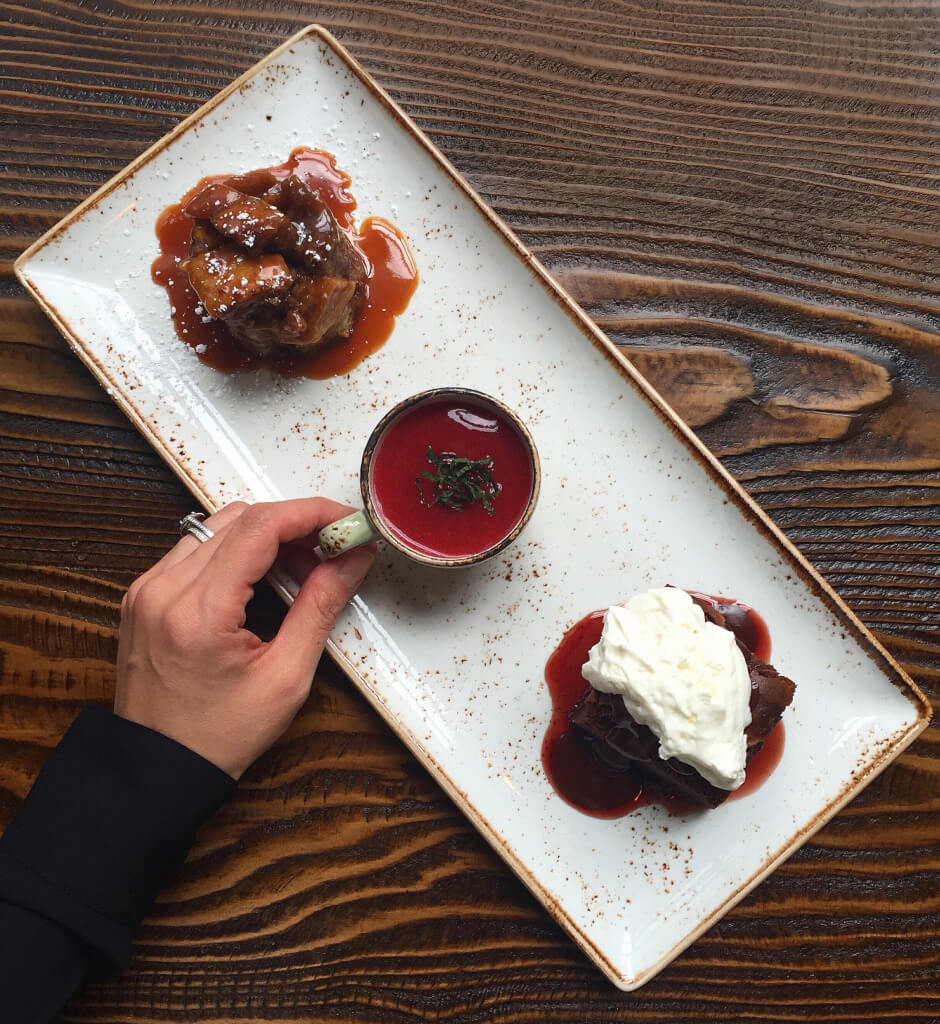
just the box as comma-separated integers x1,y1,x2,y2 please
273,546,376,676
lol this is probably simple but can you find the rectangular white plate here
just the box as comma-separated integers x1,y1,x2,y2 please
15,26,930,990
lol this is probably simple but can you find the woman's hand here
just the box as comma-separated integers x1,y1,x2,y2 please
113,499,376,779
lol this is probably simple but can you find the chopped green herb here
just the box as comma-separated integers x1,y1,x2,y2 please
416,446,501,515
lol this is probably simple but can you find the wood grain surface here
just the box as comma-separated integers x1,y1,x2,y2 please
1,1,937,1021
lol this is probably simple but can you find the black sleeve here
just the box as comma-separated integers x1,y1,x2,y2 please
0,706,236,1023
0,900,90,1022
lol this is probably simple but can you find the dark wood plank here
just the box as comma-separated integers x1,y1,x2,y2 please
0,1,937,1021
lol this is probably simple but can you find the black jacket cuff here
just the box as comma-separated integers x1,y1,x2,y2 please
0,706,235,970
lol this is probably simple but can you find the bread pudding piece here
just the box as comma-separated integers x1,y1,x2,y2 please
180,172,366,355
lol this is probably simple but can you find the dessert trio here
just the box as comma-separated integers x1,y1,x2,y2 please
155,148,794,820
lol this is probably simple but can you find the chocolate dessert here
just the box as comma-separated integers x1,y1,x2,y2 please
568,595,795,809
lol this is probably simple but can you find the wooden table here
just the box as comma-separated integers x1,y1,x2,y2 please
2,3,937,1021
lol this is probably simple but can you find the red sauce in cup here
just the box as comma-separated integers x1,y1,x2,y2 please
151,147,417,379
369,397,535,560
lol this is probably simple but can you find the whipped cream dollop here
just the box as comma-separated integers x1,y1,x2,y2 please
581,587,752,790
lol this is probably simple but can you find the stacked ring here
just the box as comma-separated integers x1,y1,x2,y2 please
179,512,215,544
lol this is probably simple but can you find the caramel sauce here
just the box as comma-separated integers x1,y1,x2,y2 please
542,597,785,819
150,147,418,378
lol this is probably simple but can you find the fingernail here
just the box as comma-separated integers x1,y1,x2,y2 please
336,547,376,589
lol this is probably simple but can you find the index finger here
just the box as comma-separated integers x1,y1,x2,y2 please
204,497,357,592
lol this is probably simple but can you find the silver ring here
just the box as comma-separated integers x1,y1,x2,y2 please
179,512,214,544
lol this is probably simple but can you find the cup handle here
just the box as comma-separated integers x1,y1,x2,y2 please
318,508,380,558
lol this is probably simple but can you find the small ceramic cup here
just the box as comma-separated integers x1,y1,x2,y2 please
318,388,540,567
